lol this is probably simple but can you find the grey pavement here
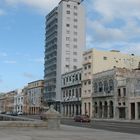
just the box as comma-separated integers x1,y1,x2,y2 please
0,125,140,140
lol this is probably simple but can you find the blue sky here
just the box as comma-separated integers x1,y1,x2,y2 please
0,0,140,92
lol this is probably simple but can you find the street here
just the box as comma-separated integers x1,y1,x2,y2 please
61,118,140,135
17,115,140,135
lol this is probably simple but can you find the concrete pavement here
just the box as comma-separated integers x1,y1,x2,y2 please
0,125,140,140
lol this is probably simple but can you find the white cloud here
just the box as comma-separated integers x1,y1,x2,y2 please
23,72,36,79
29,58,44,63
86,0,140,54
3,60,17,64
89,0,140,22
0,52,7,57
5,0,60,13
0,9,5,16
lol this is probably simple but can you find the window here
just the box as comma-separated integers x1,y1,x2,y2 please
66,44,70,48
66,24,70,27
66,30,70,34
66,37,70,41
74,12,77,16
74,25,77,28
74,32,77,35
73,65,77,69
94,82,98,93
74,19,78,22
104,80,108,93
89,56,91,59
84,66,87,70
67,4,70,8
99,82,103,92
73,59,77,62
74,38,77,42
73,52,77,55
109,79,114,91
103,56,107,60
74,6,77,9
88,65,91,69
84,81,87,85
79,73,81,80
123,88,126,96
72,89,74,96
66,58,70,62
69,76,71,81
74,45,77,48
88,80,91,85
118,88,121,97
67,10,70,14
66,65,69,68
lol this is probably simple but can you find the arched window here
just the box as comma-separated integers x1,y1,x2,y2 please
99,82,103,92
94,82,98,93
104,80,108,93
109,79,114,91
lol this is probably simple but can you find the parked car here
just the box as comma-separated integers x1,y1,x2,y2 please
1,111,6,114
6,112,12,115
17,112,23,115
74,115,91,122
11,112,18,116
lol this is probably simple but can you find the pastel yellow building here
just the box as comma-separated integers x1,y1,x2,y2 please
82,48,140,118
27,80,44,115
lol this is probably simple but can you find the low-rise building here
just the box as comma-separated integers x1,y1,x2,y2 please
27,80,44,115
82,49,140,118
14,89,24,114
5,90,17,113
92,67,140,120
61,68,82,117
0,93,6,113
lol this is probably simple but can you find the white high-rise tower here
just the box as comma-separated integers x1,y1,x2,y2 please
44,0,85,111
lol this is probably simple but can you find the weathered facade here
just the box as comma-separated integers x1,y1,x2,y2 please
82,49,140,118
27,80,44,115
61,68,82,117
92,68,140,120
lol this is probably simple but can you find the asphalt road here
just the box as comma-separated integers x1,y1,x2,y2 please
61,118,140,135
16,115,140,135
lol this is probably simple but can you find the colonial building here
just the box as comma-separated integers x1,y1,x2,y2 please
92,67,140,120
27,80,44,115
0,93,6,113
61,68,82,117
14,89,24,114
5,90,17,113
82,49,140,118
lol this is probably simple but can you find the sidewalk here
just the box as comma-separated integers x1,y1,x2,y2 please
93,118,140,123
0,125,139,140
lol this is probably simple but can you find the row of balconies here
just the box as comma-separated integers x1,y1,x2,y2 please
63,97,81,102
93,91,114,97
62,81,81,87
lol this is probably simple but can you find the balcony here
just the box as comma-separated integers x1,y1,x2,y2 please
83,59,92,65
82,75,92,81
93,91,114,98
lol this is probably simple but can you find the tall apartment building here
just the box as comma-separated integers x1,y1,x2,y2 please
44,0,85,111
82,49,140,118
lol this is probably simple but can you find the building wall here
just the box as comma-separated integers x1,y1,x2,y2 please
61,68,82,117
92,68,140,120
82,49,140,118
27,80,44,115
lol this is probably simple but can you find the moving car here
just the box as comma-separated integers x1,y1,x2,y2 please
74,115,91,122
